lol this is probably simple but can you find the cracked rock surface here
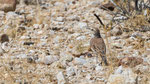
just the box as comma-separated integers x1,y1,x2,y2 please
0,0,150,84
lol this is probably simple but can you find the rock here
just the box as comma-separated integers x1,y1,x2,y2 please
16,54,27,59
78,22,87,29
0,44,4,55
57,72,66,84
86,74,92,80
76,36,86,40
33,24,40,29
0,34,9,43
56,17,64,22
43,56,59,65
107,66,137,84
0,0,17,12
89,0,102,7
118,57,143,68
112,42,122,49
110,26,122,36
72,41,90,56
60,52,73,62
131,32,142,38
114,16,128,20
67,15,80,21
66,67,75,76
27,57,34,63
1,42,10,52
100,2,115,11
95,65,103,71
5,12,18,21
22,0,45,5
74,58,87,65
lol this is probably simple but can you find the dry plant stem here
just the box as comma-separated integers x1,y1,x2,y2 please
109,0,124,13
0,54,14,83
3,60,15,83
135,0,139,11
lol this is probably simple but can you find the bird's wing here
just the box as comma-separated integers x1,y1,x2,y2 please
93,38,106,56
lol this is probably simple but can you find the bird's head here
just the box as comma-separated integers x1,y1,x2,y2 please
94,28,101,38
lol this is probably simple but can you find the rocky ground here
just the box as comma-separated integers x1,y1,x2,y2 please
0,0,150,84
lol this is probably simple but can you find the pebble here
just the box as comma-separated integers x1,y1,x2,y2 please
43,56,59,65
74,58,87,65
57,72,66,84
78,22,87,29
1,34,9,43
56,17,64,22
16,54,27,59
0,0,17,12
95,65,103,71
33,24,40,29
76,36,86,40
66,67,75,76
107,66,137,84
111,27,122,36
0,45,4,55
5,12,18,20
67,15,79,21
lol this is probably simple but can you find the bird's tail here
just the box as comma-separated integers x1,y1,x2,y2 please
101,56,108,66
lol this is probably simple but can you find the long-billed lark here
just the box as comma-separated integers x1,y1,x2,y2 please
90,14,108,66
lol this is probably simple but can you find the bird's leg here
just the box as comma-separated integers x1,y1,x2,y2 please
101,56,108,66
96,55,98,64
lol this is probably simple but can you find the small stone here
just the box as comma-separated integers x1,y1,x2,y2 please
86,74,92,80
118,57,143,67
67,15,79,21
1,42,10,52
0,45,4,56
60,52,73,62
114,66,123,74
33,24,40,29
110,27,122,36
43,56,59,65
112,42,122,49
76,36,86,40
114,16,128,20
20,36,30,40
56,17,64,22
107,66,137,84
74,58,87,65
23,42,34,45
27,57,33,63
78,22,87,29
95,65,103,71
54,2,63,6
131,32,142,38
57,72,66,84
100,2,115,11
23,0,39,5
1,34,9,43
16,54,27,59
6,11,17,19
66,67,75,76
0,0,17,12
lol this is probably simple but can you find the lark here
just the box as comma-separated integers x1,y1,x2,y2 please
90,14,108,66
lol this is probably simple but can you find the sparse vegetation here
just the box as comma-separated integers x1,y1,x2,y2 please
0,0,150,83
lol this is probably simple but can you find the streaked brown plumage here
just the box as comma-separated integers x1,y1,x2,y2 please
90,28,108,65
90,14,108,66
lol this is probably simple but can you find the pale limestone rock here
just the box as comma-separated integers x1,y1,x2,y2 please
107,66,137,84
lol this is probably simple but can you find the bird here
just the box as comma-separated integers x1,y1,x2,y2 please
90,14,108,66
